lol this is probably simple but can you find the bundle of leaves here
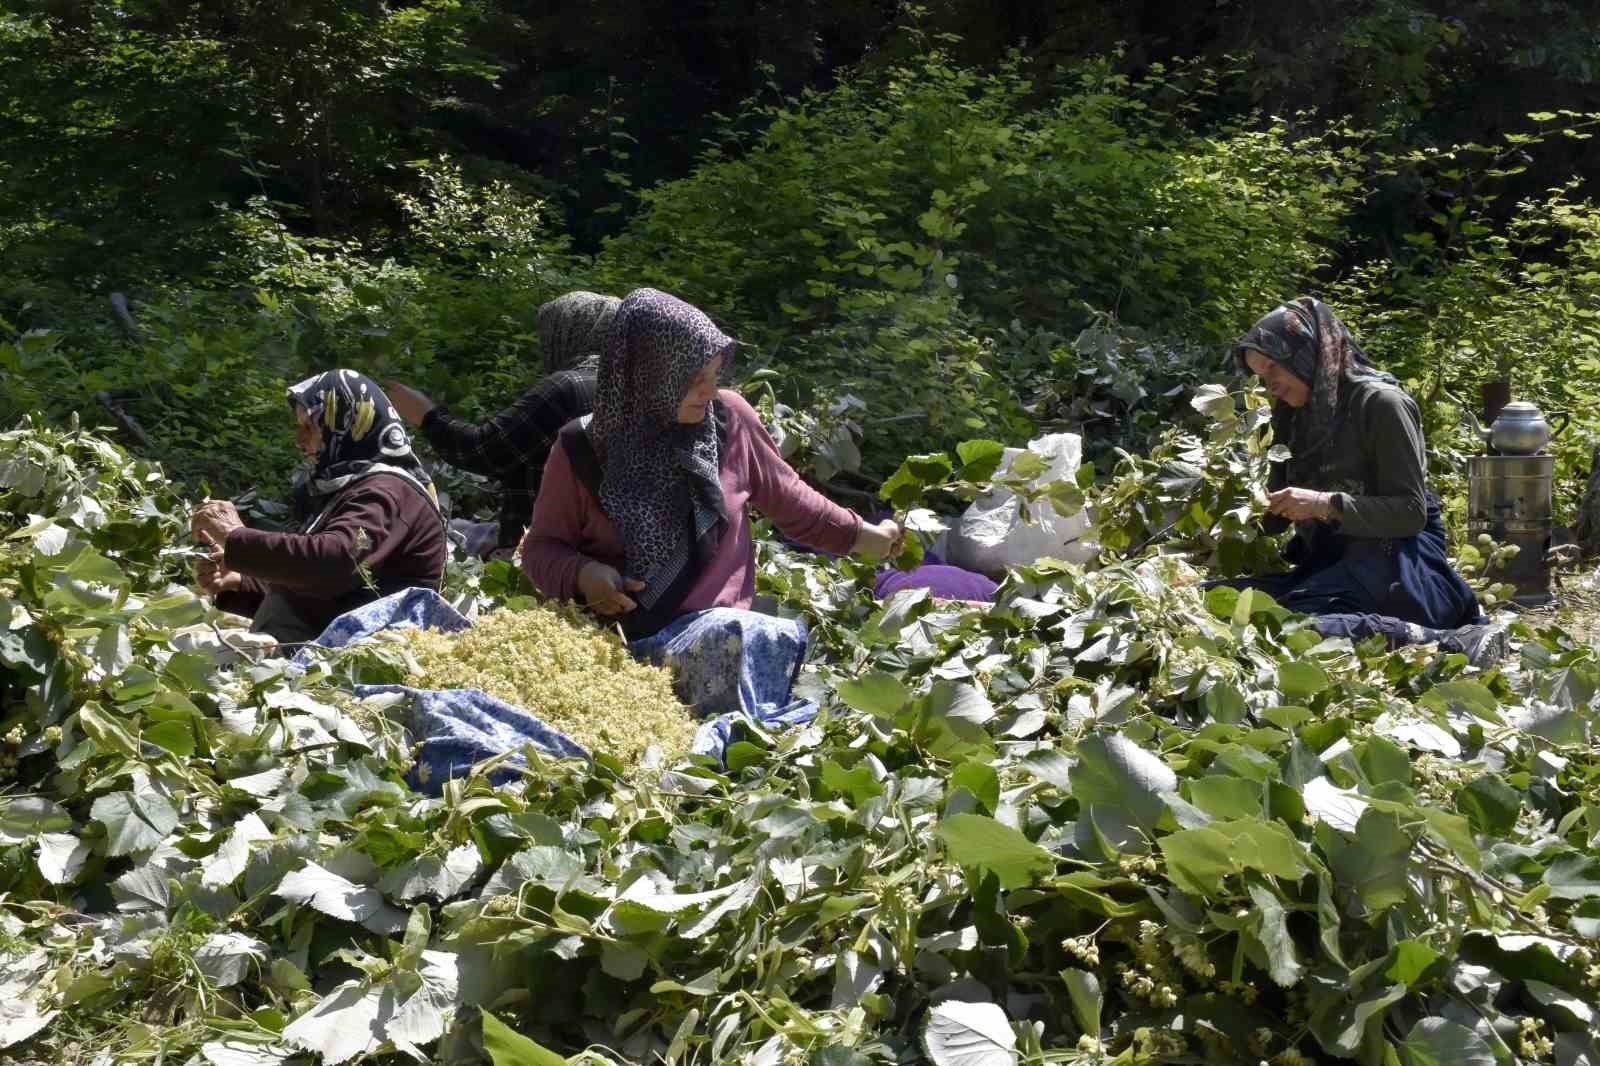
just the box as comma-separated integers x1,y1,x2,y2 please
1089,382,1288,577
382,607,697,763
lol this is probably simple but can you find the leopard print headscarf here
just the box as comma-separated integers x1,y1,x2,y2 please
591,289,734,608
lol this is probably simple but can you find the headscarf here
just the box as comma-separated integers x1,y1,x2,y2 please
1234,297,1395,484
590,288,734,609
286,369,442,531
538,291,621,376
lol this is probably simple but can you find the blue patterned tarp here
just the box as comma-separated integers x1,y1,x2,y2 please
293,589,818,794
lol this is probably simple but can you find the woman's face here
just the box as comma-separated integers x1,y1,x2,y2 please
293,404,324,460
676,353,724,424
1244,349,1311,408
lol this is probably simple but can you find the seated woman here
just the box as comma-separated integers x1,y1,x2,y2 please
192,370,448,645
522,288,902,719
1219,298,1503,665
386,291,618,557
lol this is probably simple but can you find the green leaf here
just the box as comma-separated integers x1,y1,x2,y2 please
1020,749,1071,791
1159,819,1308,896
1385,941,1445,987
143,719,197,758
1202,682,1247,724
1399,1018,1494,1066
1322,809,1413,911
723,741,765,772
77,701,141,760
482,1008,567,1066
1543,853,1600,899
937,814,1056,890
1418,680,1501,723
950,760,1000,814
924,681,996,742
1059,969,1101,1036
1277,661,1330,700
1072,734,1175,832
820,760,883,805
1359,736,1411,787
1248,880,1303,986
920,1000,1018,1066
93,624,133,676
835,672,911,718
1455,774,1520,837
956,439,1007,481
92,790,179,856
1184,776,1263,820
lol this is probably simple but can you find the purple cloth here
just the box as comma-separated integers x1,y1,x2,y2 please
874,564,998,602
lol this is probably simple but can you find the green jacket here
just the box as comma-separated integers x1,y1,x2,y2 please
1267,378,1429,542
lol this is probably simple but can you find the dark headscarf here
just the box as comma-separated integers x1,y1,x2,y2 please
538,291,620,376
590,289,734,608
287,370,441,531
1235,297,1395,484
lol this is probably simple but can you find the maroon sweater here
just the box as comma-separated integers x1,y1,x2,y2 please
216,473,447,636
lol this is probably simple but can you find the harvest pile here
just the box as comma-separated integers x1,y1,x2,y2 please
391,608,696,761
0,400,1598,1066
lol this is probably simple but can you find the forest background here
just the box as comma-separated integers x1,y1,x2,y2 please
6,0,1600,524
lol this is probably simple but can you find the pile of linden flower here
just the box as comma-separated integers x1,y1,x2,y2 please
395,606,698,762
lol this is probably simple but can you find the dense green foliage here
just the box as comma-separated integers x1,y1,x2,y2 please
3,412,1600,1066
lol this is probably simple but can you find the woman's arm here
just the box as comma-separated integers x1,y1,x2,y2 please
223,484,408,595
418,375,591,481
520,441,598,602
1335,387,1428,538
725,391,864,555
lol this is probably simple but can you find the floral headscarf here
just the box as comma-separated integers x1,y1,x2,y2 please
287,369,441,530
590,289,734,609
1235,297,1394,480
538,291,621,376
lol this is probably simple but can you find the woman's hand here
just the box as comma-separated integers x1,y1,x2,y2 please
191,500,245,547
1266,487,1338,523
384,381,437,426
853,517,905,560
578,560,645,616
194,552,243,596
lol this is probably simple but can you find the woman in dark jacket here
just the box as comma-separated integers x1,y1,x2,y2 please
192,370,448,644
1222,298,1504,665
386,291,616,556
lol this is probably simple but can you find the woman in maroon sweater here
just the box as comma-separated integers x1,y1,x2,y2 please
523,288,900,724
191,370,448,645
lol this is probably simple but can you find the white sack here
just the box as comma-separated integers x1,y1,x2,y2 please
946,432,1095,578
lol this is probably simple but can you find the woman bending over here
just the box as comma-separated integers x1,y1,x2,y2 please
192,370,447,645
1220,298,1502,665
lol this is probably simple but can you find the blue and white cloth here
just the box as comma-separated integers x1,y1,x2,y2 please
292,590,818,794
629,607,819,755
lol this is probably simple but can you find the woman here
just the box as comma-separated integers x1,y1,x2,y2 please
192,370,448,645
386,291,617,556
1222,297,1504,665
523,288,902,720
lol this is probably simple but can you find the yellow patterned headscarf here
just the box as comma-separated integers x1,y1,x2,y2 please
286,370,440,527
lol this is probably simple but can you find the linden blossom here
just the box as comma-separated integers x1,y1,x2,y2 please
396,606,697,762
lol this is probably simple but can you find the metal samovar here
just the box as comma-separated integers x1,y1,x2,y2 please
1462,401,1570,607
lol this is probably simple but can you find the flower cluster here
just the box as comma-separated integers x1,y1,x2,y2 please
1518,1016,1554,1060
1062,935,1101,967
396,606,697,762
